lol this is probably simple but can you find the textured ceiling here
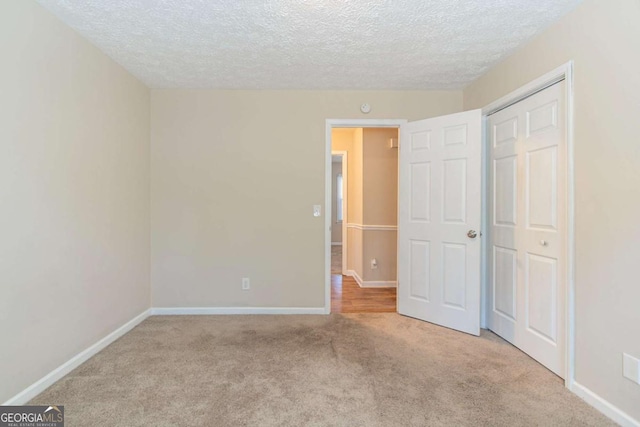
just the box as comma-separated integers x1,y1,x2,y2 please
36,0,582,89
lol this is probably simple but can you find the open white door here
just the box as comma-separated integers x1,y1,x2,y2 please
398,110,482,336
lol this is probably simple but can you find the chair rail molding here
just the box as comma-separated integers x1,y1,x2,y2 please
346,223,397,231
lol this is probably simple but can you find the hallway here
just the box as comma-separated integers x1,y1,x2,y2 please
331,274,396,313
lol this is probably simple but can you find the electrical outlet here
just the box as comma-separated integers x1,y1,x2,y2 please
370,258,378,269
242,277,250,291
623,353,640,385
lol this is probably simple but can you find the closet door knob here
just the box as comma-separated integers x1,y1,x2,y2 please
467,230,478,239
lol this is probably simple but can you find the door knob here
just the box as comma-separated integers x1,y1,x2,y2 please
467,230,478,239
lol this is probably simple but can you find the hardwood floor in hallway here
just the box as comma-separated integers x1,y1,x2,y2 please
331,274,396,313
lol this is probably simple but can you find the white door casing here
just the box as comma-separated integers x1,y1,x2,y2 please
398,110,482,336
331,150,348,275
488,81,567,377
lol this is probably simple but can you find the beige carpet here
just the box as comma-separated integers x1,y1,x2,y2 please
31,314,613,426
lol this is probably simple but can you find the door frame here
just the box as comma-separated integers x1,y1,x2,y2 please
330,150,348,274
324,119,407,314
480,61,575,388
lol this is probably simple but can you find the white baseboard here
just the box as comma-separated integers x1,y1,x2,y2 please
3,306,326,404
8,307,635,427
3,309,150,406
150,307,326,315
360,281,397,288
344,270,397,288
571,381,639,427
344,269,360,284
331,242,342,246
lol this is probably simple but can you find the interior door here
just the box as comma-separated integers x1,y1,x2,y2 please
488,81,566,377
398,110,482,336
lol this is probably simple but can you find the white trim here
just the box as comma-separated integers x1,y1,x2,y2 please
571,382,640,427
2,309,151,405
327,119,409,128
361,281,397,288
481,62,572,116
325,119,407,314
344,270,397,288
331,242,342,246
346,223,398,231
351,270,362,287
150,307,325,315
480,61,575,390
344,269,359,282
480,113,489,329
331,150,348,275
565,62,576,390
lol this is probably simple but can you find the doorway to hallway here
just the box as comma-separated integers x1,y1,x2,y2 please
331,274,396,313
329,127,399,313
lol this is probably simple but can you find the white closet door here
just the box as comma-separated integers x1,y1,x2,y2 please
488,81,567,377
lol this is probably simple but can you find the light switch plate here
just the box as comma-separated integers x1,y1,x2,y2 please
313,205,321,217
623,353,640,385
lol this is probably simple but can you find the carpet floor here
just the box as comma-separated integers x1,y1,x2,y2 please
31,314,613,426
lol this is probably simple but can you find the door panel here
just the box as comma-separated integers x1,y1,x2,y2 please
494,156,518,226
527,101,558,136
410,240,430,301
494,116,518,146
494,246,517,320
526,253,558,342
526,146,558,229
442,242,467,309
444,124,467,146
410,162,431,221
411,130,431,150
488,81,566,377
398,110,482,336
443,159,467,223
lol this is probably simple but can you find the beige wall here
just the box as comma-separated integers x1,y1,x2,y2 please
362,232,397,282
347,227,363,279
348,129,365,277
151,90,462,307
0,1,150,403
362,128,398,225
331,128,355,153
361,128,399,282
464,0,640,420
333,128,399,282
332,128,364,275
331,128,358,246
350,129,364,225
